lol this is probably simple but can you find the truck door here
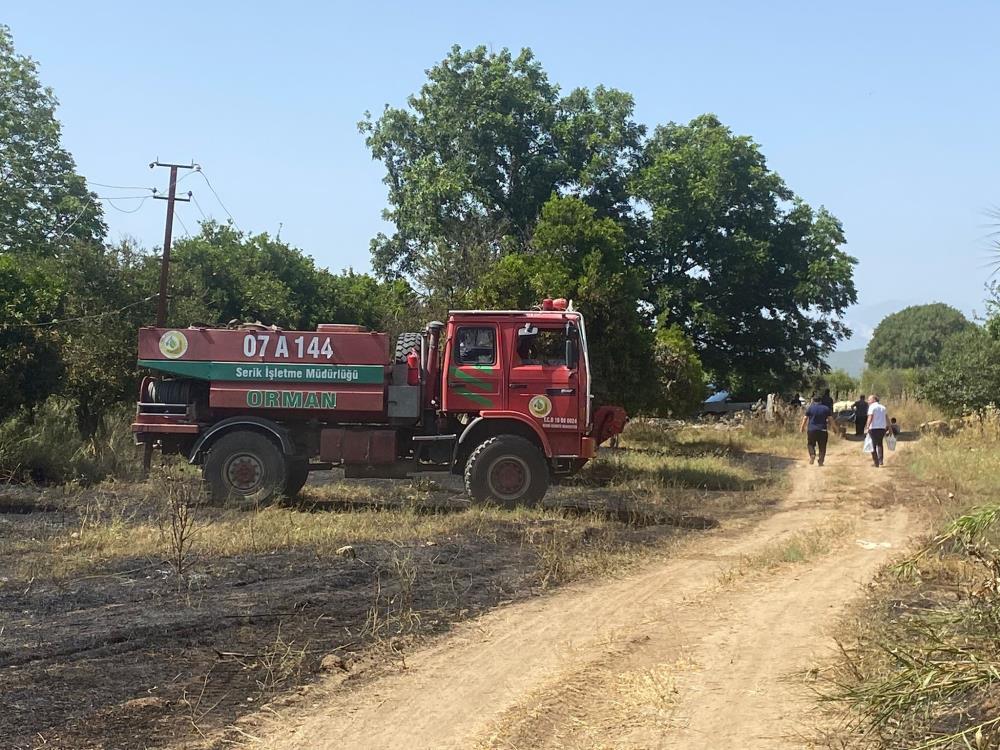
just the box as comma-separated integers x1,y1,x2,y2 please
443,324,502,411
508,323,582,452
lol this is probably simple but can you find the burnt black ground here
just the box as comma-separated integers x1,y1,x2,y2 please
0,492,677,750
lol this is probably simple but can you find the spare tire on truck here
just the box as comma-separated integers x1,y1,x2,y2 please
203,431,287,508
394,332,422,363
464,435,549,508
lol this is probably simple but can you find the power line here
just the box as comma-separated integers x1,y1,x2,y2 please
101,196,151,214
48,202,94,244
195,166,241,233
87,180,156,192
191,194,209,221
0,295,157,330
175,212,192,237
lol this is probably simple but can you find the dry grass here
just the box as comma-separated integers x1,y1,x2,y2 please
719,520,853,586
0,420,783,586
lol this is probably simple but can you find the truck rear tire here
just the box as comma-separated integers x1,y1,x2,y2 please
285,457,310,497
464,435,548,508
203,431,288,507
394,332,422,363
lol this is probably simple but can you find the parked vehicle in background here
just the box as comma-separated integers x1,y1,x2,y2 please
698,390,755,416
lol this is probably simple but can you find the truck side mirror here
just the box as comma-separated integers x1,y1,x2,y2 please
565,323,579,368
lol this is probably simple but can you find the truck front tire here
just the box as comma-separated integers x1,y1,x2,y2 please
203,431,288,507
464,435,548,508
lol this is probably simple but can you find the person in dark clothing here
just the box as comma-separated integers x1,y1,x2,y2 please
800,395,834,466
853,394,869,436
820,388,834,412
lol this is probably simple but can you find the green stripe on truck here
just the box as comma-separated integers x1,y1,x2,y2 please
138,359,384,384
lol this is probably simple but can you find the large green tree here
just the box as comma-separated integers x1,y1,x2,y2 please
360,45,644,308
634,114,857,394
0,26,107,418
0,25,104,255
865,303,973,370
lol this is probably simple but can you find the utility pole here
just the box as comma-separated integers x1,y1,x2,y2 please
151,160,195,327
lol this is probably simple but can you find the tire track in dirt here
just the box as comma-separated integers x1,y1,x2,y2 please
252,439,914,750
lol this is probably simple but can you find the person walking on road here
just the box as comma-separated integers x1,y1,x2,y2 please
865,394,890,467
852,393,869,437
821,388,834,412
800,395,834,466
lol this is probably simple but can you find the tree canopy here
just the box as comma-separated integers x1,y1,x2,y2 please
865,303,974,370
0,26,104,255
635,115,857,394
921,327,1000,414
360,45,645,310
363,46,857,398
0,34,860,430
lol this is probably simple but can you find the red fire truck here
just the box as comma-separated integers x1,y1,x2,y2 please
133,300,626,506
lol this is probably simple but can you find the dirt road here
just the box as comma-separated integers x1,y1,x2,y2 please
255,438,913,749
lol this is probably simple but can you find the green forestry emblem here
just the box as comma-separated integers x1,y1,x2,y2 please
158,330,188,359
528,395,552,418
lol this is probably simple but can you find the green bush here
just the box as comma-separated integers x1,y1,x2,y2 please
921,327,1000,415
860,367,921,400
0,399,139,484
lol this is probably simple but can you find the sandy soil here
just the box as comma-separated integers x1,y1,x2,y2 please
254,437,914,750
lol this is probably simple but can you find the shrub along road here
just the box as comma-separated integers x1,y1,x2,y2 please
252,437,916,750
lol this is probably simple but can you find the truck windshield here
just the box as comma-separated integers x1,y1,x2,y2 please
516,328,569,367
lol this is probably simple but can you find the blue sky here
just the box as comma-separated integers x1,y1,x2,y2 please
6,1,999,346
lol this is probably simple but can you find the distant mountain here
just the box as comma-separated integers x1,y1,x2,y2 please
826,348,866,378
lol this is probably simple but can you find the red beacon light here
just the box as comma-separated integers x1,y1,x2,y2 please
540,297,555,311
551,298,568,311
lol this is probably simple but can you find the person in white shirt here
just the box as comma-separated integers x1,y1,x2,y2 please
864,394,890,467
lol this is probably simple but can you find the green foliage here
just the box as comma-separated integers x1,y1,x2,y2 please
819,369,858,400
161,221,420,334
57,239,156,436
0,26,109,418
635,114,857,394
653,325,707,415
473,196,655,411
921,327,1000,415
865,303,974,370
360,45,645,308
363,47,857,399
0,25,105,255
0,254,65,415
860,367,922,400
0,399,139,484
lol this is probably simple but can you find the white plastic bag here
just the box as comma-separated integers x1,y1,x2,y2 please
886,433,897,451
863,434,873,453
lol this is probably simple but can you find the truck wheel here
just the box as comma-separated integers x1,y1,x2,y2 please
285,457,310,497
203,431,287,507
464,436,548,508
394,332,422,363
